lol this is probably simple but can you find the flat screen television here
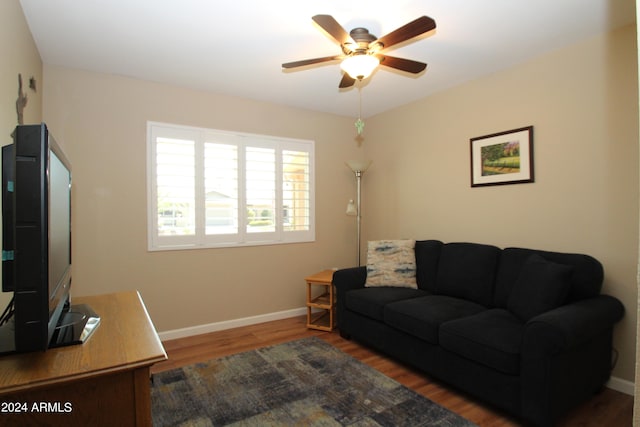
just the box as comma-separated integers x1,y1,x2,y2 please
0,123,99,354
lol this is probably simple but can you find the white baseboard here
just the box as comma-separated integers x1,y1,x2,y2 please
158,310,636,397
607,376,635,396
158,307,307,341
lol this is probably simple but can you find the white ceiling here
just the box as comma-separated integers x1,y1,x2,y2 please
19,0,636,118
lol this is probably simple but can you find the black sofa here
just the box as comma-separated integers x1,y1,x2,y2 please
334,240,624,427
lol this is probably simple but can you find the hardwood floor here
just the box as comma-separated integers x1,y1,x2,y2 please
152,315,633,426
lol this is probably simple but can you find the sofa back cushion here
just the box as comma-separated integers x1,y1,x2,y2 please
435,242,500,307
506,254,573,321
415,240,443,292
494,247,604,307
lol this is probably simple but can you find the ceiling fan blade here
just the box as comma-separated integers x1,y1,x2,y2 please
378,55,427,74
282,55,343,69
374,16,436,50
339,73,356,88
312,15,354,46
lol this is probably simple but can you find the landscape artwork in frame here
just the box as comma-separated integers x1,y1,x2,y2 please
470,126,534,187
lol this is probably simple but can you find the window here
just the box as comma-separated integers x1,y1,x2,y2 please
147,122,314,250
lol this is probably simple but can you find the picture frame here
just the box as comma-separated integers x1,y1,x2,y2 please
470,126,534,187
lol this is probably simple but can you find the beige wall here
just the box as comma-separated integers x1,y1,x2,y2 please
363,25,639,382
0,0,42,309
42,65,364,332
0,0,42,133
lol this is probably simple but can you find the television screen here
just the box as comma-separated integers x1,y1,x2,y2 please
48,148,72,326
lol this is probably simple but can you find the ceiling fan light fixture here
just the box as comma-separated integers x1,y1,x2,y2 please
341,54,380,80
284,15,436,88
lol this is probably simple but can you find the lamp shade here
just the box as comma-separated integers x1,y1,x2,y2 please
340,54,380,80
346,160,372,173
346,199,357,216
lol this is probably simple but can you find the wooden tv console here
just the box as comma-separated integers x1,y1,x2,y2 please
0,291,167,426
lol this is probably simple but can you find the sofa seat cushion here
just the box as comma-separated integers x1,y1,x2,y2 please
384,296,486,344
439,309,524,375
345,287,429,321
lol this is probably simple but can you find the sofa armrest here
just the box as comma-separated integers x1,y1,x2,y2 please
333,267,366,335
520,295,624,426
522,295,624,356
333,266,367,293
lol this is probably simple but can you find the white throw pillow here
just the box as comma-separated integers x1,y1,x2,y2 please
365,240,417,288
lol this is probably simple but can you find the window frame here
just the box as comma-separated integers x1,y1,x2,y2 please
147,121,315,251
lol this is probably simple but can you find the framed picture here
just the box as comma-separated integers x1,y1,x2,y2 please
470,126,534,187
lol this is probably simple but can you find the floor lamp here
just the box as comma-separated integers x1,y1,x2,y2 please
346,160,372,266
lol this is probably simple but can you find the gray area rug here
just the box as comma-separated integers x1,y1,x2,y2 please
151,336,477,426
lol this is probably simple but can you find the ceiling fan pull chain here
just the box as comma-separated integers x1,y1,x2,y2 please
355,87,365,135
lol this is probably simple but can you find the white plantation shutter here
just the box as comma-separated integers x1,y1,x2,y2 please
282,149,311,232
147,122,314,251
204,142,238,237
245,146,276,236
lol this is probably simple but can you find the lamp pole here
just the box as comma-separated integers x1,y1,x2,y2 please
354,169,363,266
346,160,371,267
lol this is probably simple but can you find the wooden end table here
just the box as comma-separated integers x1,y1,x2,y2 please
305,270,336,331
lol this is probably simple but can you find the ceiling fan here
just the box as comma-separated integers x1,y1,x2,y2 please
282,14,437,88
